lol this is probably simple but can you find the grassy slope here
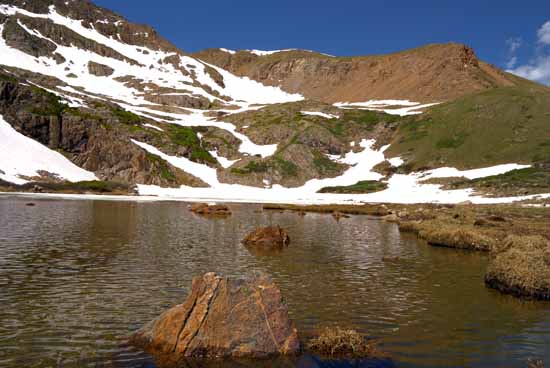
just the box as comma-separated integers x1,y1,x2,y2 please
386,82,550,171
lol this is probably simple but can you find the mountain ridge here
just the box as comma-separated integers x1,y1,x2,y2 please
0,0,549,204
193,43,534,103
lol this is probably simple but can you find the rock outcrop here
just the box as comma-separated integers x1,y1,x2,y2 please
0,74,207,188
242,226,290,247
88,61,114,77
130,272,300,363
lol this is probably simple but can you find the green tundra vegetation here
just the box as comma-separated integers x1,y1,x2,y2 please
318,180,388,194
386,83,550,171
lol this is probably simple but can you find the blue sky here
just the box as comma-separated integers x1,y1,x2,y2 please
94,0,550,85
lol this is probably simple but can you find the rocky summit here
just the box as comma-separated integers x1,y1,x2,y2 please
0,0,549,205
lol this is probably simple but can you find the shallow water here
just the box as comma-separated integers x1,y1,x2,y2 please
0,196,548,368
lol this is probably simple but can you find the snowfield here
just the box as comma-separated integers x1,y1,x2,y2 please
132,138,549,205
0,115,97,184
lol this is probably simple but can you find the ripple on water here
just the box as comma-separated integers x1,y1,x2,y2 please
0,197,549,368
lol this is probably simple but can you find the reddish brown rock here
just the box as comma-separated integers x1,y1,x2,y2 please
130,272,300,363
242,226,290,247
190,203,232,216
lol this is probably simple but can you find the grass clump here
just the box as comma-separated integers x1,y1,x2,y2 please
30,88,68,117
146,152,176,181
274,157,298,177
398,221,496,251
112,107,142,125
342,109,397,126
485,235,550,300
306,327,382,358
318,180,388,194
0,179,131,194
65,181,129,193
167,125,215,164
312,150,341,174
231,160,269,175
0,72,18,83
422,226,496,251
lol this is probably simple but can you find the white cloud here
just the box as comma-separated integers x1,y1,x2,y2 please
506,56,518,69
537,21,550,45
506,37,522,53
508,55,550,85
507,21,550,86
505,37,522,68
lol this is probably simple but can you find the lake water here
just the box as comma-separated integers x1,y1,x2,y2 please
0,196,548,368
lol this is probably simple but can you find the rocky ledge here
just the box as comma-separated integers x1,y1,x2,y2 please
130,272,300,364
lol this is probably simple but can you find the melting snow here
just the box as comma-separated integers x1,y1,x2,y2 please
388,157,404,167
0,115,97,184
219,48,236,55
246,49,297,56
334,100,440,116
209,150,240,168
300,111,338,119
132,139,549,205
143,123,163,132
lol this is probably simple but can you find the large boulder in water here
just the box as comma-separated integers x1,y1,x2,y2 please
242,226,290,247
130,272,300,363
190,203,231,216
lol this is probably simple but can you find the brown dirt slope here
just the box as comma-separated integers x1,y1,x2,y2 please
193,43,530,103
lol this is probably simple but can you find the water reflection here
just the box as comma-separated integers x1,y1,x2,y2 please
0,196,548,368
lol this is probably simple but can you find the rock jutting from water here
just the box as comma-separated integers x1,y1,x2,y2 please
242,226,290,247
190,203,232,216
130,272,300,363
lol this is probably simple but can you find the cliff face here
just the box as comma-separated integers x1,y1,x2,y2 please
0,74,207,187
194,44,518,103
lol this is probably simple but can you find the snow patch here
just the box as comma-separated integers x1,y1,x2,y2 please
388,157,404,167
209,150,240,168
219,48,236,55
0,115,97,184
143,123,164,132
334,100,440,116
300,111,338,119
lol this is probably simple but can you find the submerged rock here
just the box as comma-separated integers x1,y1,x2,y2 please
130,272,300,363
242,226,290,247
190,203,232,216
485,236,550,300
